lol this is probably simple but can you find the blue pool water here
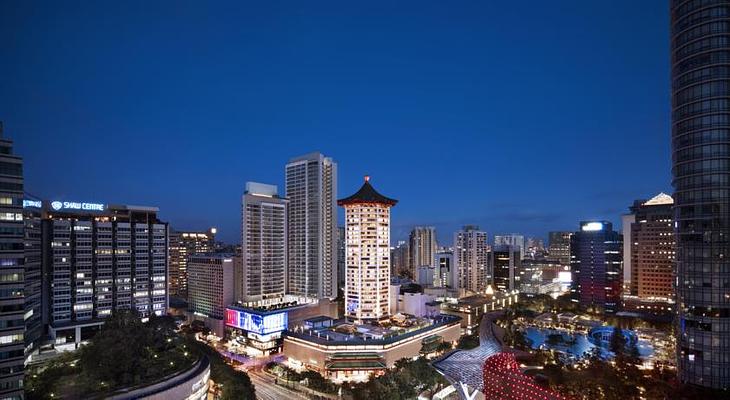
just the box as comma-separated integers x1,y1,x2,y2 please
523,327,654,360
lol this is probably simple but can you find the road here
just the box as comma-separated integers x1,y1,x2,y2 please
248,370,309,400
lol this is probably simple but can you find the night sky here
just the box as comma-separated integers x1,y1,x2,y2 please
1,1,669,244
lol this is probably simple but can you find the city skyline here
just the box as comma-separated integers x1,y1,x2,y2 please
1,1,670,244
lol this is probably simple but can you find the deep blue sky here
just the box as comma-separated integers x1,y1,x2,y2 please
1,1,669,244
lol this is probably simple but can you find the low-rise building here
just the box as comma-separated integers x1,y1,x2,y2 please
284,314,461,383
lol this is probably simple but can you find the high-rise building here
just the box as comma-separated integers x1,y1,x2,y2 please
491,245,521,293
434,250,454,288
671,1,730,388
338,176,397,323
390,240,410,277
624,194,675,300
337,226,346,291
187,253,234,336
239,182,288,305
23,200,43,363
494,234,525,260
454,225,489,294
570,221,622,314
0,127,25,399
40,200,168,349
548,231,572,267
409,226,437,276
524,237,546,259
285,152,338,300
168,228,215,300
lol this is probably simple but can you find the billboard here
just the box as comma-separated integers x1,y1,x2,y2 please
225,308,287,335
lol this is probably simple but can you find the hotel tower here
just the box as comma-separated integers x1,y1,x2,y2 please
338,176,397,323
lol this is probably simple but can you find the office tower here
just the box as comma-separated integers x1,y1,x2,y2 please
285,152,338,300
338,176,397,322
38,201,168,349
0,126,25,399
623,194,675,300
671,1,730,388
494,234,525,260
525,237,546,259
337,226,346,290
390,241,410,277
168,228,215,300
409,226,437,276
187,254,234,336
570,221,622,314
548,231,572,267
491,245,522,292
621,213,636,292
23,200,43,360
434,250,454,288
454,225,489,294
239,182,288,305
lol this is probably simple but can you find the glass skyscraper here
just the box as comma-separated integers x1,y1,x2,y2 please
671,0,730,389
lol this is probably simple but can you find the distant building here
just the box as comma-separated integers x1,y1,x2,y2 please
491,245,521,292
239,182,288,305
416,265,436,287
168,229,215,299
285,152,338,300
434,250,454,288
187,254,235,336
338,176,397,322
524,237,546,259
494,234,525,260
390,240,410,277
454,226,489,295
409,226,437,276
622,193,675,315
571,221,622,314
337,226,346,290
548,231,572,267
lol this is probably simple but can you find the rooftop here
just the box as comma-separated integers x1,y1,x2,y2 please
337,176,397,206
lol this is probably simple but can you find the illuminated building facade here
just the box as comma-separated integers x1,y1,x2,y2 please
570,221,622,313
491,244,521,292
239,182,288,305
494,234,525,260
671,0,730,388
454,225,489,294
187,254,234,336
409,226,437,277
625,193,675,302
285,152,338,300
434,250,454,288
225,305,288,356
338,176,397,323
0,127,25,400
168,229,215,300
39,201,168,349
482,352,565,400
548,231,572,267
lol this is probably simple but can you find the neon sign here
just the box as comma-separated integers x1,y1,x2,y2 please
50,201,105,212
23,200,42,208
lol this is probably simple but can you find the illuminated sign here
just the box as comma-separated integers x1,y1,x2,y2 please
581,222,604,232
225,309,287,335
50,201,105,212
23,200,42,208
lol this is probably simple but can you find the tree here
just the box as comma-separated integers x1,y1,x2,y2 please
609,326,627,355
